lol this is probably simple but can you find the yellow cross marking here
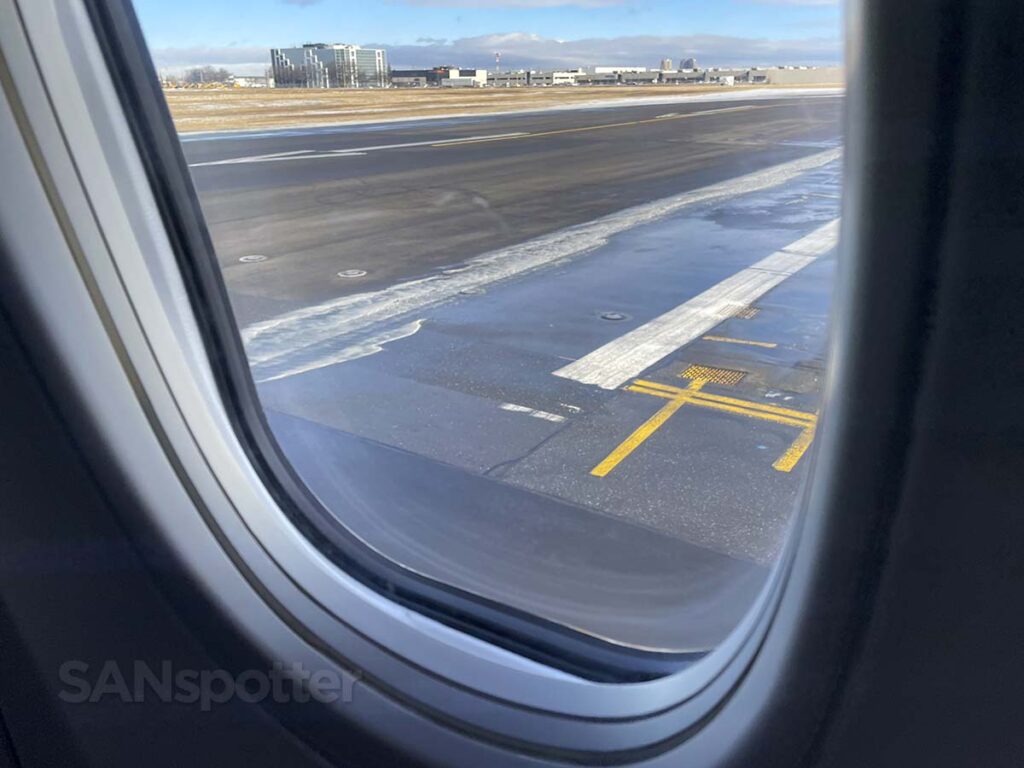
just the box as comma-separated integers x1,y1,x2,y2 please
590,376,818,477
590,380,705,478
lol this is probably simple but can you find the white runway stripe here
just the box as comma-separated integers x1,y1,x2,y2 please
244,150,841,380
500,403,567,423
189,133,528,167
189,149,315,167
552,219,840,390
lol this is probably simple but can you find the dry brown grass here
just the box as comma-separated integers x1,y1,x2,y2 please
162,84,838,134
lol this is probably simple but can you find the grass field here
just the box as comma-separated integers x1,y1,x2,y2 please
162,84,838,134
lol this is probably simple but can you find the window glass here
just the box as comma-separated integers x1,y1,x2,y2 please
133,0,843,661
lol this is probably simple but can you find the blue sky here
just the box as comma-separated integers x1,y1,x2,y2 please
134,0,842,75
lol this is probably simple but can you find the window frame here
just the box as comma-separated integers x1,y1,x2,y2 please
0,0,916,762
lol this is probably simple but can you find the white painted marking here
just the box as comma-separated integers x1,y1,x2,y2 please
337,133,527,152
257,319,424,383
190,102,816,167
500,403,567,423
560,403,583,414
552,219,840,389
189,133,527,167
190,149,314,167
243,150,841,381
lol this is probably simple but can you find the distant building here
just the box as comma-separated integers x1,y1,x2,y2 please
270,43,389,88
682,57,698,70
574,71,619,86
618,70,660,85
440,68,488,87
592,66,647,74
488,70,530,87
660,58,673,71
390,67,449,87
661,69,708,84
391,66,486,87
530,69,584,86
390,72,431,88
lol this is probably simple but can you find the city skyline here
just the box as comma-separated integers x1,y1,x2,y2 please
134,0,842,76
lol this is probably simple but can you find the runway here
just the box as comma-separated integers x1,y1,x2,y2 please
181,92,844,654
184,93,842,324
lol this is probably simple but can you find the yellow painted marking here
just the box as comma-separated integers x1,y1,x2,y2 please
773,424,817,472
631,387,812,429
685,396,812,429
590,381,705,477
626,384,680,400
680,364,747,386
632,378,691,396
594,375,819,477
702,335,778,349
687,390,816,423
432,105,763,148
633,379,815,423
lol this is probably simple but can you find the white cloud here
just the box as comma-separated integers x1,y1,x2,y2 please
381,32,841,69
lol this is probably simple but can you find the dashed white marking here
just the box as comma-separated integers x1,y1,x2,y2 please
189,133,527,167
190,149,314,167
553,218,840,389
500,403,566,423
244,149,841,381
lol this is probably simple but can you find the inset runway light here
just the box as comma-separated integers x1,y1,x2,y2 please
600,311,628,321
239,255,267,263
337,269,368,278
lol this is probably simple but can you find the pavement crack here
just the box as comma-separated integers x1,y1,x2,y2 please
483,420,573,480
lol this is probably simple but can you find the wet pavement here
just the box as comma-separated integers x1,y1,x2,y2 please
250,157,842,650
184,95,842,326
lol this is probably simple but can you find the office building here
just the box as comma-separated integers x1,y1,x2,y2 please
270,43,389,88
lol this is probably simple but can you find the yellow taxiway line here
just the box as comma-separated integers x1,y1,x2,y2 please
773,423,817,472
590,381,705,477
635,379,815,423
591,375,819,477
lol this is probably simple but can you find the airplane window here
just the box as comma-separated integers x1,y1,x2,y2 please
130,0,843,671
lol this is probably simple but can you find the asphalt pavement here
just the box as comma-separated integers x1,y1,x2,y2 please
181,92,844,654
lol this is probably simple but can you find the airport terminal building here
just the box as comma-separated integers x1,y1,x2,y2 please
270,43,389,88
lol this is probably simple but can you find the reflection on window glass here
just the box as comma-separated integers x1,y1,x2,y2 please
135,0,843,659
